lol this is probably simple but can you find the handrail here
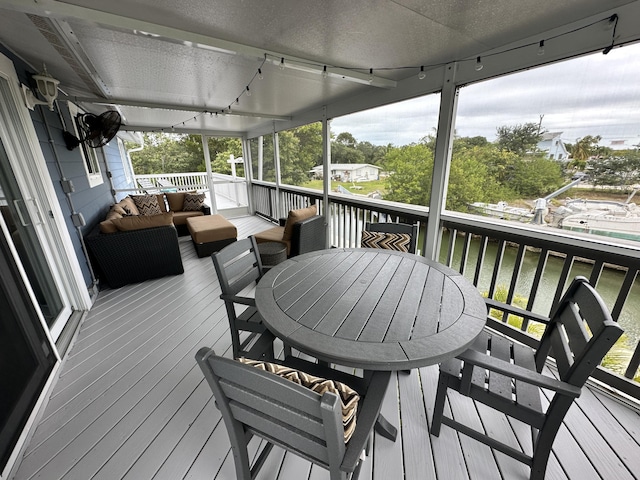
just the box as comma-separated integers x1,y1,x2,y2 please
251,181,640,399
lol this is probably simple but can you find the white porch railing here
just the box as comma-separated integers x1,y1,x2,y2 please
133,172,249,211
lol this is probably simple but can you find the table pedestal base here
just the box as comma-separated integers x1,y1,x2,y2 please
375,414,398,441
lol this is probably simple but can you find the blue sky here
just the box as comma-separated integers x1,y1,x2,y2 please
331,42,640,150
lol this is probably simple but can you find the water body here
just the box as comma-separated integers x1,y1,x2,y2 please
438,231,640,353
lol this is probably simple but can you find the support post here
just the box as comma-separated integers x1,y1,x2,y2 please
424,63,458,261
274,128,281,219
322,107,331,248
201,135,218,214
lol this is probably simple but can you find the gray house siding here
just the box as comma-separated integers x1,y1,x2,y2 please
1,44,121,288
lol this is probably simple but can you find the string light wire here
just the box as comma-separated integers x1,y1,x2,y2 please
160,13,619,132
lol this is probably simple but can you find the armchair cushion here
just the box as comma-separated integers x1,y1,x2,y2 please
283,204,317,241
238,357,360,442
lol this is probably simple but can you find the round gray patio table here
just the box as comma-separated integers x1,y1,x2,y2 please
255,248,487,371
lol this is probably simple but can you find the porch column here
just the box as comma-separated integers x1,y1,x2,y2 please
258,135,263,181
322,107,331,248
201,135,218,214
424,62,458,261
242,136,255,215
274,129,282,218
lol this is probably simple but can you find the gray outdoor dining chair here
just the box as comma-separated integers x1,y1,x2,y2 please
430,276,623,480
195,347,390,480
361,221,418,254
211,236,275,360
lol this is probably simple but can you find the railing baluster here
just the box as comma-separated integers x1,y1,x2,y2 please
504,243,526,325
552,254,575,312
612,268,638,322
444,227,456,268
473,236,488,288
459,231,472,277
526,248,548,313
488,239,506,300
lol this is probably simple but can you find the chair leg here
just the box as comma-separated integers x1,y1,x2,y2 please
529,417,563,480
430,373,449,437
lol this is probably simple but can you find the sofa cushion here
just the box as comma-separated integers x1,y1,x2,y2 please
99,220,119,234
111,204,128,216
171,210,204,226
183,192,205,211
282,204,317,241
131,194,162,216
238,357,359,442
120,196,140,216
155,194,168,213
110,212,174,231
165,192,187,212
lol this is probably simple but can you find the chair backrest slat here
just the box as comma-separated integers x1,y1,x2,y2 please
558,304,590,353
220,379,326,439
197,349,346,471
535,276,622,385
212,238,262,295
230,404,331,465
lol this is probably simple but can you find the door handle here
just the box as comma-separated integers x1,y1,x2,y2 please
13,199,31,227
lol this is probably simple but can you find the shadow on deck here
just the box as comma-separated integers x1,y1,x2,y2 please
10,215,640,480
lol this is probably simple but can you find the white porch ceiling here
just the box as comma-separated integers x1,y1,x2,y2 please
0,0,638,137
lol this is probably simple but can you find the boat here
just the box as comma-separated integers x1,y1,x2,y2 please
550,199,640,242
468,201,534,222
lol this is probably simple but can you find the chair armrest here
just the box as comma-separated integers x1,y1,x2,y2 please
485,298,550,325
458,349,582,397
220,294,256,307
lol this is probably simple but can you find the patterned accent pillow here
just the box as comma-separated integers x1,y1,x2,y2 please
131,194,162,216
239,358,360,442
361,231,411,252
182,192,205,212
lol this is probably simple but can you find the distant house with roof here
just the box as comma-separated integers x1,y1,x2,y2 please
537,132,569,161
310,163,381,181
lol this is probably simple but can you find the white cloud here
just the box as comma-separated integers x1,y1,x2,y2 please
332,42,640,149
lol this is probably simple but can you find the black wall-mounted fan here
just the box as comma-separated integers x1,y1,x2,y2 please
64,111,122,151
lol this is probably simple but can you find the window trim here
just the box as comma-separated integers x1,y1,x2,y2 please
67,102,103,188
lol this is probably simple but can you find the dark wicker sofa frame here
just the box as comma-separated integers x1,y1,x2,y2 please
85,223,184,288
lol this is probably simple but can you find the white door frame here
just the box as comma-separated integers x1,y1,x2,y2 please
0,53,91,341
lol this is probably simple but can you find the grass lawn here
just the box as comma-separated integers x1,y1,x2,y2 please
302,179,388,196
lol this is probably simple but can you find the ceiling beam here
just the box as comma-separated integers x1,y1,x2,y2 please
66,95,292,121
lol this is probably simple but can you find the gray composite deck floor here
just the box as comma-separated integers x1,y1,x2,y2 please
11,215,640,480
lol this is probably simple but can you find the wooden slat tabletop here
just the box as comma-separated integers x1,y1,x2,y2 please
256,248,487,370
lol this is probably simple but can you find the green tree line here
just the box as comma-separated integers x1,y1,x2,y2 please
128,123,640,213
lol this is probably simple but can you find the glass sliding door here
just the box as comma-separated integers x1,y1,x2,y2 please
0,228,56,471
0,138,64,325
